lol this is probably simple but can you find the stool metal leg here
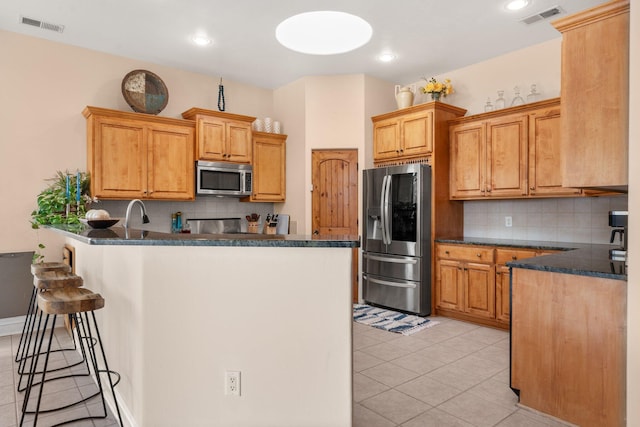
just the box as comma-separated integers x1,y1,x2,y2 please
14,288,36,362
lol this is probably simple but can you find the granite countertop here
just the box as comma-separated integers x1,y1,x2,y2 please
435,237,626,281
45,224,360,248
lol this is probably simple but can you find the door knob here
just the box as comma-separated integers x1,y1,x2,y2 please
313,230,319,235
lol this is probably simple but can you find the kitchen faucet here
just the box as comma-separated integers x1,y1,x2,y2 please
124,199,150,229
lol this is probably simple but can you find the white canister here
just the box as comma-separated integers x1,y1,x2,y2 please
273,121,281,134
264,117,273,133
253,119,264,132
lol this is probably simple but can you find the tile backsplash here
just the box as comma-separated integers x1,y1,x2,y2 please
93,197,275,233
463,195,628,244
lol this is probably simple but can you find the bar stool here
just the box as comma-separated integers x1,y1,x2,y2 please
15,263,71,363
16,269,87,392
20,287,123,427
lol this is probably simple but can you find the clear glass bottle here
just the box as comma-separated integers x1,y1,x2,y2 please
171,213,177,233
527,84,540,103
484,97,494,112
511,86,525,106
495,90,505,109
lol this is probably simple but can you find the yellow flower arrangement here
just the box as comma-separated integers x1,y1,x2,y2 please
420,77,454,98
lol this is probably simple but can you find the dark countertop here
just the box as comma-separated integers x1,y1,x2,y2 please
435,237,626,281
45,224,360,248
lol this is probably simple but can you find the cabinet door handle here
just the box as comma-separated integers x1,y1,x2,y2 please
476,253,481,257
530,186,535,190
512,255,517,260
445,251,450,255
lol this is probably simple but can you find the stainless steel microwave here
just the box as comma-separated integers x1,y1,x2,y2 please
196,161,252,197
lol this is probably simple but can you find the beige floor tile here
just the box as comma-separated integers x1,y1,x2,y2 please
360,326,403,342
353,350,385,372
353,333,384,351
401,407,474,427
425,363,493,391
438,335,490,355
361,389,430,425
386,335,432,352
491,368,510,385
359,341,413,362
459,326,508,346
468,378,519,410
361,362,420,387
413,342,470,365
494,410,554,427
474,343,510,366
353,373,389,402
448,354,505,378
0,384,15,405
437,390,516,427
389,351,446,375
353,403,396,427
396,374,464,406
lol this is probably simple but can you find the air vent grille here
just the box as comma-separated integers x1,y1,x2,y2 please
520,6,563,25
19,16,65,33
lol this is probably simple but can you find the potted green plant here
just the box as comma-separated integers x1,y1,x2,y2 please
31,170,91,262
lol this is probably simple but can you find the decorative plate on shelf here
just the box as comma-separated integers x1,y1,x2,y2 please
121,69,168,114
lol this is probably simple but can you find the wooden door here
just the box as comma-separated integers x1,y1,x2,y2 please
311,149,358,302
198,117,226,161
486,114,528,198
464,262,495,319
93,116,147,199
226,121,252,163
401,110,433,158
449,121,485,199
528,107,581,196
147,124,195,200
435,259,464,311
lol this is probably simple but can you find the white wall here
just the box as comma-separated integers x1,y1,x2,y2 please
0,29,274,258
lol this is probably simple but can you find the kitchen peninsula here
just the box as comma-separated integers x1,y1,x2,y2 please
46,225,359,427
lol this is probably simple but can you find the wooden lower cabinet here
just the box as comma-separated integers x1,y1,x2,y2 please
436,243,558,329
511,267,626,427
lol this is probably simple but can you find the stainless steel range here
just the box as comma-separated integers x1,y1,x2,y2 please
362,164,431,315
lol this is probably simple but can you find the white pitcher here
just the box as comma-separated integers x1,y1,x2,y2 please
395,84,416,109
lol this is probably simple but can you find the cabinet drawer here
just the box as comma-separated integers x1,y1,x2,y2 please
495,248,538,264
437,245,494,263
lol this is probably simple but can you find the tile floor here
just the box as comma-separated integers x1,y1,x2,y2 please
353,316,572,427
0,327,119,427
1,318,571,427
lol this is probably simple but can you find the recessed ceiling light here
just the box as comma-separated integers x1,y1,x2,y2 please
377,53,396,62
506,0,530,11
192,35,212,46
276,11,372,55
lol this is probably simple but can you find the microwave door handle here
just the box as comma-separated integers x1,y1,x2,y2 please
383,174,392,245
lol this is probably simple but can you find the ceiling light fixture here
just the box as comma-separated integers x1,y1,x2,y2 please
377,53,396,63
275,11,372,55
506,0,530,11
192,35,212,46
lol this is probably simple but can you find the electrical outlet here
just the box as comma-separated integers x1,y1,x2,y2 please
225,371,241,396
505,216,513,227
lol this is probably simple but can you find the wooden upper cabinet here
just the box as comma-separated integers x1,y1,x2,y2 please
553,0,629,191
372,102,465,164
450,98,580,200
244,132,287,202
486,113,528,198
83,106,195,201
182,108,255,163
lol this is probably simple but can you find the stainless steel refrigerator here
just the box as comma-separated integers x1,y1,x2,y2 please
362,163,431,315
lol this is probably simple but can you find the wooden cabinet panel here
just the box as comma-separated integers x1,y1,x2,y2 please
528,107,581,196
246,132,286,202
511,268,626,426
147,125,195,199
182,108,255,163
436,259,464,311
464,262,495,319
486,114,527,197
495,265,511,323
553,0,629,190
402,110,433,157
373,119,400,160
437,244,494,263
84,107,195,201
450,122,485,198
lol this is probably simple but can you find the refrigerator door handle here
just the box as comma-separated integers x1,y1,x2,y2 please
363,254,418,264
383,174,392,245
364,275,417,289
380,174,389,245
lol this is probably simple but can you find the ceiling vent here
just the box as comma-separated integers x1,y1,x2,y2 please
19,16,65,33
520,6,564,25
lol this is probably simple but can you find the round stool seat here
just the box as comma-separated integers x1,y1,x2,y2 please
37,288,104,315
31,262,71,275
33,271,83,290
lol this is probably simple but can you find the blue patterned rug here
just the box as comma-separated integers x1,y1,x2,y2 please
353,304,439,336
